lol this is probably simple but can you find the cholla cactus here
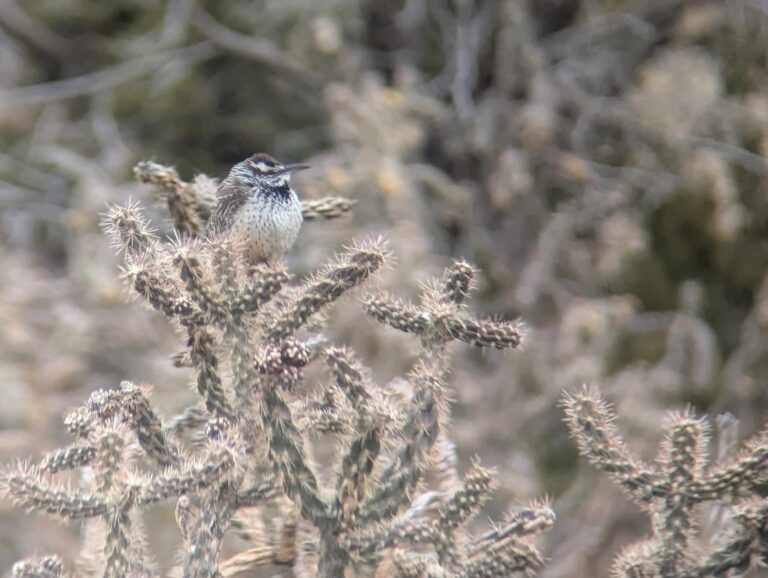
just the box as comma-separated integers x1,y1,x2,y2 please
2,161,552,578
562,386,768,578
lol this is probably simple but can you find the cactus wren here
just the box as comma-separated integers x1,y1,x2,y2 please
207,153,308,263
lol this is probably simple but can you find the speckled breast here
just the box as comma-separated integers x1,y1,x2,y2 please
230,190,303,262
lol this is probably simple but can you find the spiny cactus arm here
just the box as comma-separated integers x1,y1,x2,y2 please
268,242,385,341
164,404,209,435
137,448,235,505
63,406,94,439
335,424,381,530
174,245,228,322
687,430,768,502
561,386,662,502
122,262,195,319
102,200,158,259
188,324,234,420
117,382,178,466
230,268,291,316
436,464,493,534
346,518,434,556
679,499,768,578
441,315,524,349
181,490,235,578
103,489,148,578
301,196,356,221
440,260,477,305
657,414,708,577
91,428,126,492
134,160,206,235
39,445,96,473
262,385,331,523
360,368,442,522
12,555,66,578
236,478,277,508
428,464,494,571
3,465,108,519
362,293,429,335
470,502,556,548
323,346,370,405
293,389,356,437
461,538,545,577
323,346,382,528
612,541,657,578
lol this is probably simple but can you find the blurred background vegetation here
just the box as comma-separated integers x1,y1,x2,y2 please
1,0,767,576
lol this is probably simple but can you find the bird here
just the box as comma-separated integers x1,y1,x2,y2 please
206,153,309,263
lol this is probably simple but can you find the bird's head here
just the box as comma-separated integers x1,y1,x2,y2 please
234,153,310,187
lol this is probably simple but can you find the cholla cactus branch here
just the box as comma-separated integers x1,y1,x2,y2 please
63,406,93,439
138,448,235,505
562,387,660,502
323,347,370,406
182,483,239,578
102,201,157,259
471,503,557,546
301,197,356,221
103,489,144,578
175,247,228,322
564,386,768,577
236,478,277,507
442,316,523,350
262,385,331,523
680,499,768,578
362,294,429,335
4,467,109,519
613,542,656,578
12,556,65,578
436,464,493,534
350,464,493,557
189,324,234,420
657,415,708,576
124,265,194,319
351,518,435,556
85,383,178,467
40,445,96,473
687,433,768,502
118,382,178,466
336,424,380,530
93,429,125,492
441,260,477,305
230,268,291,316
461,538,545,577
134,161,207,235
353,479,551,578
382,550,435,578
268,243,385,341
364,262,523,351
361,368,442,522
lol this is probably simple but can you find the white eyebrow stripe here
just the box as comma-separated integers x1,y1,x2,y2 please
249,160,271,172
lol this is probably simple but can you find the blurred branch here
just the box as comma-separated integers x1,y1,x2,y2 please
0,1,70,55
0,42,218,107
192,7,321,86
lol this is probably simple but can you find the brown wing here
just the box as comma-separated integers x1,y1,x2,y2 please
206,179,252,234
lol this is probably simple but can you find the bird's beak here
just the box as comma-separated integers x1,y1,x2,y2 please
281,163,310,175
